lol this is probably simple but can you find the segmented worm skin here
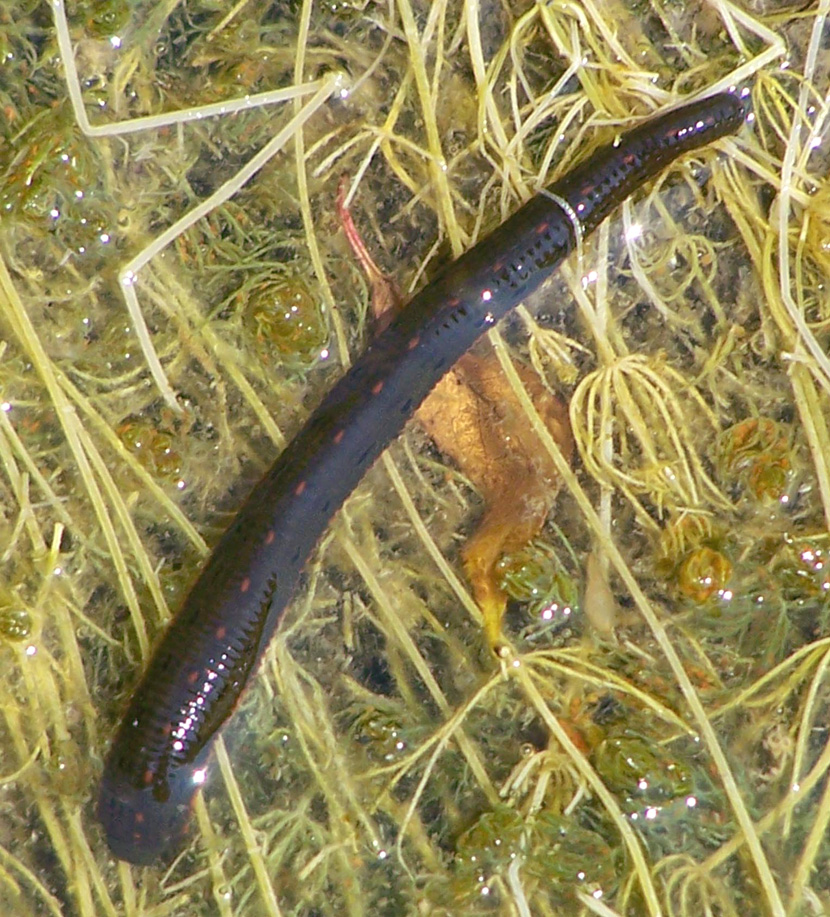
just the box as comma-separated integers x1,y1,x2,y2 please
98,93,745,864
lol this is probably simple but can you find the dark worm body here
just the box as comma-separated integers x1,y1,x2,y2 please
98,92,745,864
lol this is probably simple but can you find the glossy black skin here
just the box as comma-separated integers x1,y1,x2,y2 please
98,93,745,864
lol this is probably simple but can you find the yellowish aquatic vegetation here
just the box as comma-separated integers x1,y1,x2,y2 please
571,353,730,526
715,416,796,504
657,854,740,917
2,0,829,916
655,513,734,605
497,536,580,639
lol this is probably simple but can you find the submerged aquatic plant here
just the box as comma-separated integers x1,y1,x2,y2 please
1,1,828,916
571,353,730,526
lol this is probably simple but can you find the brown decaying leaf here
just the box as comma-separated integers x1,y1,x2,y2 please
338,181,573,646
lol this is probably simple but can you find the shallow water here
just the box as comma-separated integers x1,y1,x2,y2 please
0,1,826,915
